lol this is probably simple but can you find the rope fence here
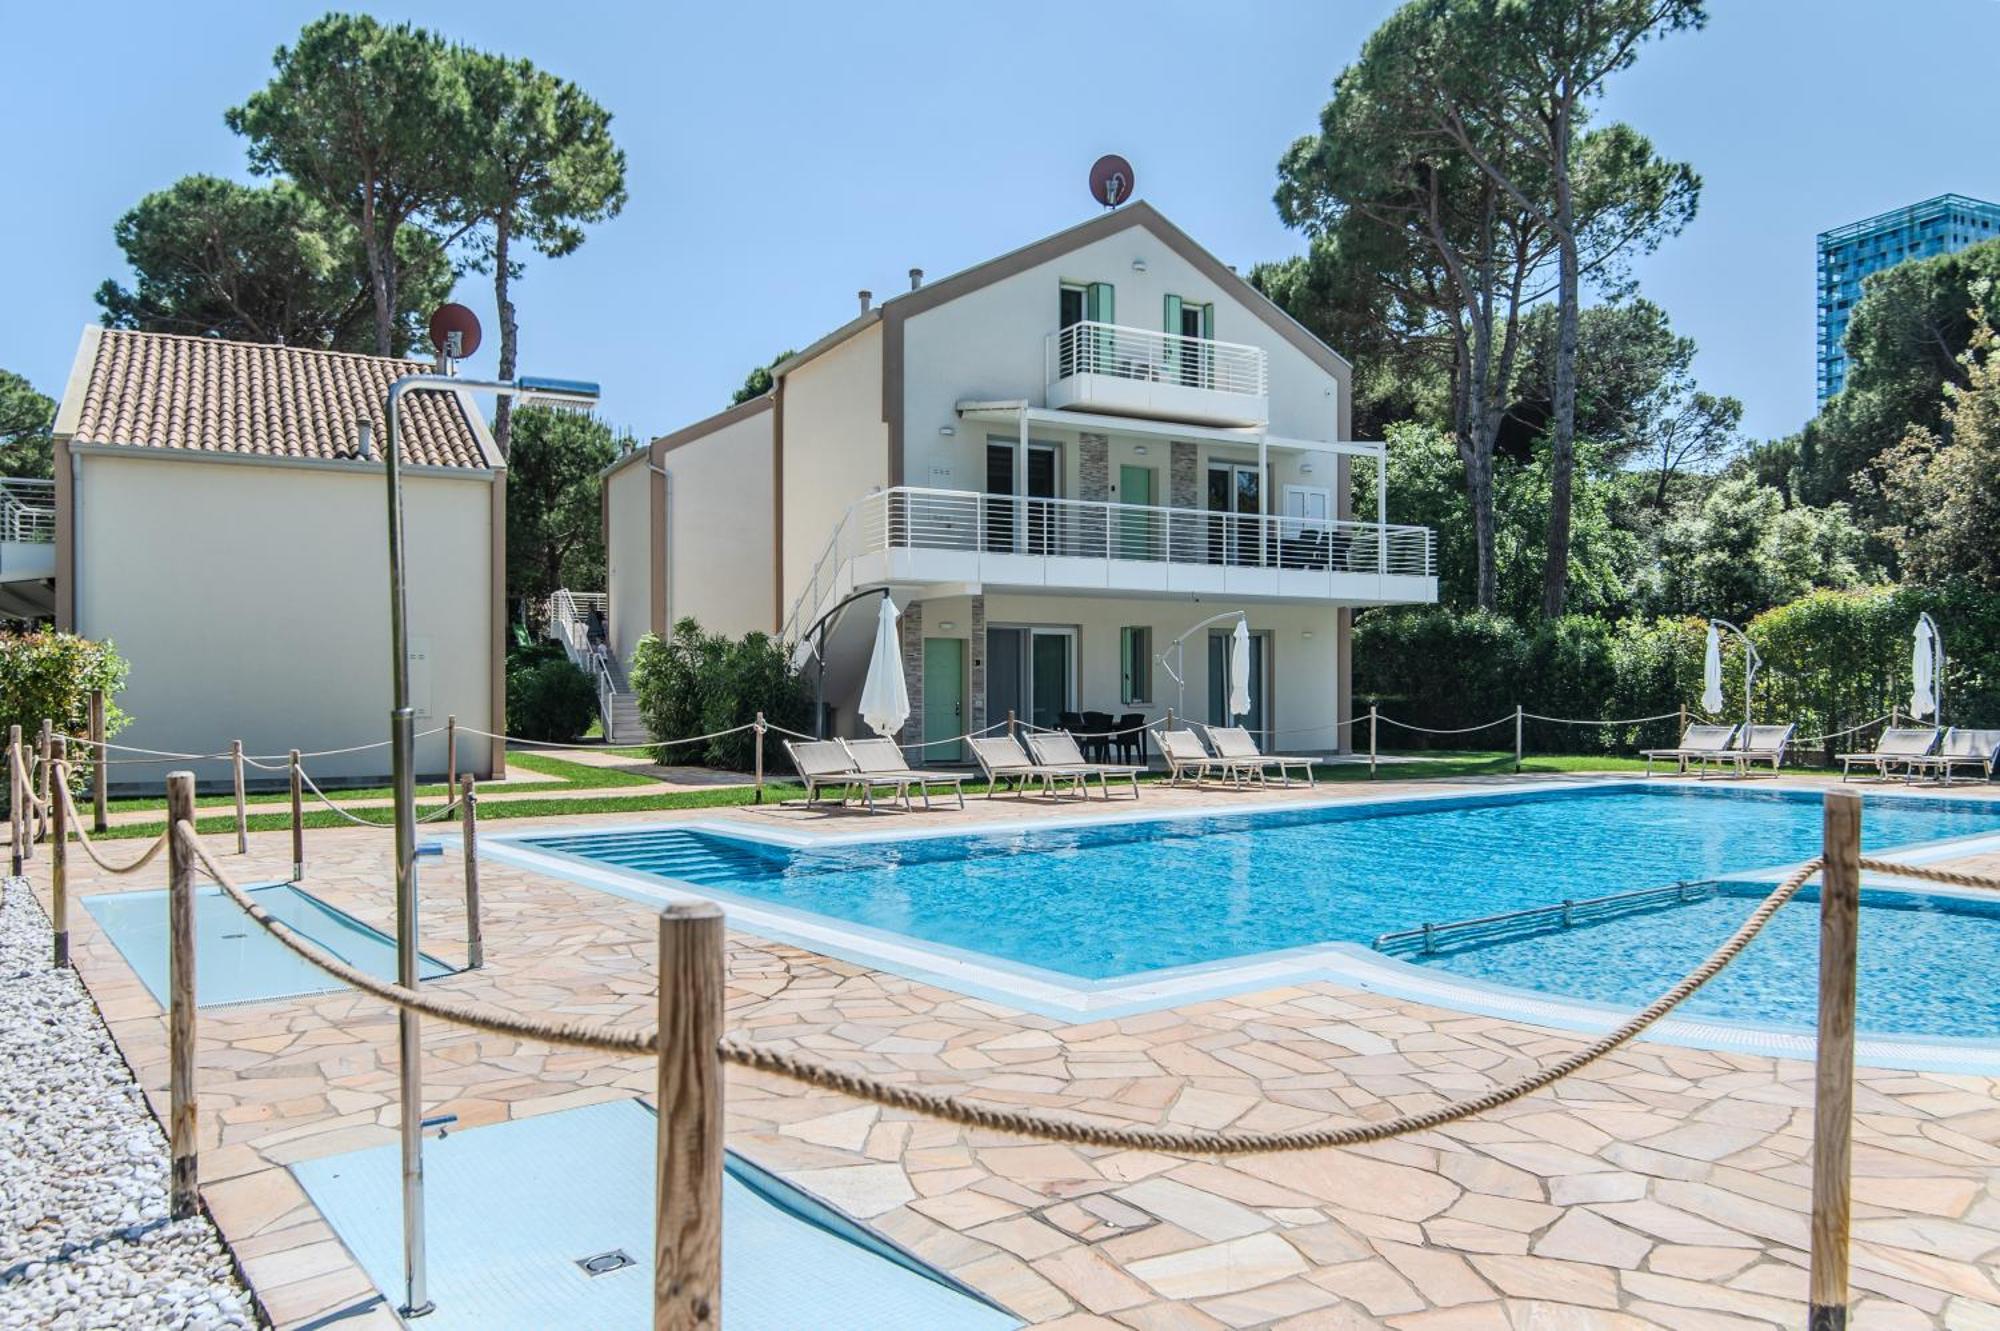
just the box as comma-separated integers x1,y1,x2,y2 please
12,724,1982,1325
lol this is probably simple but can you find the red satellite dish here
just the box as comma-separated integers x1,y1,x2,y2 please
1089,155,1134,209
428,303,482,359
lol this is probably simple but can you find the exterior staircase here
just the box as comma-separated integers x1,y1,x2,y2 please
545,589,648,745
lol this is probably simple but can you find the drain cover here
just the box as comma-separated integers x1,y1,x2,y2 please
575,1249,635,1277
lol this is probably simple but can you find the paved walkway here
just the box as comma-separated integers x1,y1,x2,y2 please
28,773,2000,1329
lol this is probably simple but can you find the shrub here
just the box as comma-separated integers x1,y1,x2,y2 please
506,658,598,742
0,630,130,802
629,619,813,771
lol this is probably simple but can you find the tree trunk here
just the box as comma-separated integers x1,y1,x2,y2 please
1541,103,1579,621
493,206,518,457
1465,451,1497,609
360,183,395,357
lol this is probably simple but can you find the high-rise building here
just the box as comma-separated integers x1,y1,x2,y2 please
1816,193,2000,401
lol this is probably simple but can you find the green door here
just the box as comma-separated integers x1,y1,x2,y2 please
1117,464,1156,560
923,638,966,764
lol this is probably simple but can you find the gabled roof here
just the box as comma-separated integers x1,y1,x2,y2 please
772,200,1350,381
54,326,501,470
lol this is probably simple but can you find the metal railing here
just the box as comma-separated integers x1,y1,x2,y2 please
781,486,1434,644
1373,881,1717,956
546,589,624,734
1046,321,1267,398
0,479,54,544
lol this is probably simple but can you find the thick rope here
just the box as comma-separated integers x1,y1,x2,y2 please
171,802,1819,1154
180,824,655,1056
1377,713,1516,736
718,859,1819,1152
1521,710,1681,727
456,722,756,750
53,782,169,875
1798,714,1894,747
1855,857,2000,893
296,765,459,828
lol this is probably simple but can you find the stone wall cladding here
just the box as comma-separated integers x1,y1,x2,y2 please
898,600,923,754
1170,441,1200,561
969,595,987,736
1077,432,1110,550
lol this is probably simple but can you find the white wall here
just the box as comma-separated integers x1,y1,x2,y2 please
604,457,653,666
75,452,495,785
901,219,1346,494
662,407,776,639
780,324,887,612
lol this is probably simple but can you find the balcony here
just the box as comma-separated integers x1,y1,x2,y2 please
1045,321,1269,427
784,486,1435,642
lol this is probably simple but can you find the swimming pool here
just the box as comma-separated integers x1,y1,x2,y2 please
83,883,451,1007
501,784,2000,1044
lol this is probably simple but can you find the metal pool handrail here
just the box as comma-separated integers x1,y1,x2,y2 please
1373,880,1718,955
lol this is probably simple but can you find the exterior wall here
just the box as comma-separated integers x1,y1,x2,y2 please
780,324,887,617
908,592,1346,757
604,456,654,667
659,407,776,640
73,452,496,785
898,219,1347,498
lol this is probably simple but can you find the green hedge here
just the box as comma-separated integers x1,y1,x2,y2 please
1357,588,2000,760
629,619,812,772
0,630,130,804
506,657,598,742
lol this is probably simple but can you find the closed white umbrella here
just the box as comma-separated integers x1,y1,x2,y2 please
1228,618,1253,719
1701,622,1725,716
1910,614,1939,720
858,595,910,738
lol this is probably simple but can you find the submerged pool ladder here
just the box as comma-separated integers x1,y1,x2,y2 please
1373,880,1718,956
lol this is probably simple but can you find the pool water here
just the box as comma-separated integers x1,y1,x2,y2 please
521,785,2000,1006
1417,882,2000,1039
83,883,450,1007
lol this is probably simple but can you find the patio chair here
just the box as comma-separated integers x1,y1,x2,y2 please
1207,726,1317,788
1906,728,2000,786
1114,712,1147,765
1080,710,1116,763
1727,723,1796,778
1838,726,1941,782
842,738,967,811
1640,724,1738,777
1157,728,1248,788
1023,730,1143,800
782,739,863,808
967,735,1089,799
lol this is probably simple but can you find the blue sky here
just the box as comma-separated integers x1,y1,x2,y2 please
2,0,1995,445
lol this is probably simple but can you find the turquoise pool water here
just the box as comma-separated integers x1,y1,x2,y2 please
83,883,450,1006
520,784,2000,1040
293,1099,1019,1330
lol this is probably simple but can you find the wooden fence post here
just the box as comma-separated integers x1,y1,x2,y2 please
90,688,108,834
1007,709,1017,739
36,718,50,846
1368,705,1378,780
445,714,458,794
753,712,766,805
230,739,248,855
1514,705,1524,774
289,750,305,882
166,771,199,1220
461,775,483,970
1809,790,1861,1330
9,724,21,877
50,740,67,968
656,902,724,1330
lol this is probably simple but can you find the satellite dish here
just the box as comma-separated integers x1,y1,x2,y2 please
1089,155,1134,209
428,304,482,360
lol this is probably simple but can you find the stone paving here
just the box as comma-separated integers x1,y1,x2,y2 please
27,773,2000,1329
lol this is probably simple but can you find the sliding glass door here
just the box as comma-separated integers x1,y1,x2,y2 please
987,626,1076,732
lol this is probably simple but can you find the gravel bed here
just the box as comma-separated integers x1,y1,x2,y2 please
0,880,254,1330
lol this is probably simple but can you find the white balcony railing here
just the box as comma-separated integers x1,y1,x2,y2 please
0,479,54,544
781,486,1435,643
1046,321,1268,399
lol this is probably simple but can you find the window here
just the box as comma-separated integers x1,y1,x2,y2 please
1120,627,1153,705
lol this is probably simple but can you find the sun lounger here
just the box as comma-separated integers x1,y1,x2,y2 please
1907,727,2000,786
1641,724,1738,777
967,735,1089,799
1838,726,1940,782
1207,726,1317,788
782,739,864,807
1157,728,1261,787
1726,723,1796,777
1022,730,1142,799
842,738,967,810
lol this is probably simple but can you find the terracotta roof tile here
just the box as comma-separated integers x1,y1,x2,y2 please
65,329,494,469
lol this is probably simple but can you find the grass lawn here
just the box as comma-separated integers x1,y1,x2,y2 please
101,750,660,813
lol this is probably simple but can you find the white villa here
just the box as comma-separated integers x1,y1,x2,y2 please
603,201,1436,757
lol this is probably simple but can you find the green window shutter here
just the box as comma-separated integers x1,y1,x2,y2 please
1163,294,1182,333
1087,282,1115,324
1201,304,1215,339
1163,295,1183,376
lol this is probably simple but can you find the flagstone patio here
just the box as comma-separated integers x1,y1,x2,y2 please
28,773,2000,1329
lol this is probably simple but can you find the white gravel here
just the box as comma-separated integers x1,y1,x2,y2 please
0,880,255,1330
